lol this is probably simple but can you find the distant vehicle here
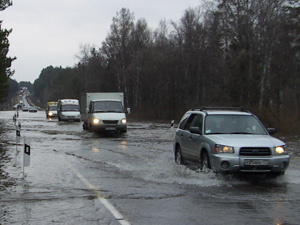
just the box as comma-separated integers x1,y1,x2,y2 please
57,99,80,122
80,92,129,133
22,106,29,111
13,103,22,109
29,106,38,113
45,101,58,118
174,107,290,176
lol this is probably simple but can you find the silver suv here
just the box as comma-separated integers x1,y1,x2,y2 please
174,107,290,176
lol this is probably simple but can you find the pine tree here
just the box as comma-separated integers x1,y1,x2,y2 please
0,0,15,102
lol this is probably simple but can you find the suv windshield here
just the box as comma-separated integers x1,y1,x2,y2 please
204,115,267,135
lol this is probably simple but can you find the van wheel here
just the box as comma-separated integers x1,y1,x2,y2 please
200,151,211,173
83,122,88,130
88,123,93,132
175,146,185,165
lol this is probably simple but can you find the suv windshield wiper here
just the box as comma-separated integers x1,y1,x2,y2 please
206,132,224,135
229,132,256,134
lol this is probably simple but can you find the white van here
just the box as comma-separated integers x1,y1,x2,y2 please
57,99,80,122
45,101,58,118
80,93,129,133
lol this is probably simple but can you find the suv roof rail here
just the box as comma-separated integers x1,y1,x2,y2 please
191,106,249,112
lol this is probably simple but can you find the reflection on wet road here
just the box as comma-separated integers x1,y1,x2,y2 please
0,110,300,225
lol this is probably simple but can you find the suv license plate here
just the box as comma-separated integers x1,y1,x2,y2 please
244,159,270,166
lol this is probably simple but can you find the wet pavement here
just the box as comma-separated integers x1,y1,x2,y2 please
0,110,300,225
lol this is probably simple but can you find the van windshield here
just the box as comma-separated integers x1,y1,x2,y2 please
93,101,123,113
61,105,79,111
49,105,57,110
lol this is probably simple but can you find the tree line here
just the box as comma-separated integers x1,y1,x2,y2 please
30,0,299,133
0,0,15,104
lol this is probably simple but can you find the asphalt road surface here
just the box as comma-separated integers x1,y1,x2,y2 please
1,110,300,225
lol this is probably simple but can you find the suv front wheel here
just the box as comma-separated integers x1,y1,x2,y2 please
175,146,185,165
200,151,211,173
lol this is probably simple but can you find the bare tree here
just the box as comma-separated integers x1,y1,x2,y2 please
101,8,135,106
128,18,152,108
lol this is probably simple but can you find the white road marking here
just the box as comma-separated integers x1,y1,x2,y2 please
67,163,131,225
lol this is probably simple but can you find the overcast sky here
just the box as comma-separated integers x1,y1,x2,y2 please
1,0,203,83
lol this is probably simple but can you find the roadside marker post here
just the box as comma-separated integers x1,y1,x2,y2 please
16,126,21,157
16,124,21,144
170,120,175,134
15,121,22,158
23,137,31,177
13,114,17,125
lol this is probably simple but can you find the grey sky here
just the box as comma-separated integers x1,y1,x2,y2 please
2,0,203,83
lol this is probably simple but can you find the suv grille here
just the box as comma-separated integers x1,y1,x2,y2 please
239,147,271,156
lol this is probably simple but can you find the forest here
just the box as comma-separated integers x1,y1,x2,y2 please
30,0,299,133
0,0,15,104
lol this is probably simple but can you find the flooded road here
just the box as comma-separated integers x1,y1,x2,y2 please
0,110,300,225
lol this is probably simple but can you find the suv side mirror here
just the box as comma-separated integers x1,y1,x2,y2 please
190,127,202,135
267,128,276,135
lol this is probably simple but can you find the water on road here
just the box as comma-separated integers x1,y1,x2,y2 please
0,110,300,225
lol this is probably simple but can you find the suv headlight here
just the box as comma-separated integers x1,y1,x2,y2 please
121,118,127,124
214,144,234,153
275,145,287,155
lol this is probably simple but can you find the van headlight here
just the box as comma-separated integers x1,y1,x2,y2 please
93,118,101,125
275,146,287,155
48,112,53,116
214,144,234,153
121,118,127,124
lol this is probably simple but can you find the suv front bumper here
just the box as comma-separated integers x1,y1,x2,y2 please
91,124,127,133
211,154,290,173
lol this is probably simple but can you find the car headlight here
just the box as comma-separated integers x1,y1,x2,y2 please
93,118,101,125
121,118,127,124
275,146,287,155
48,112,53,116
214,144,234,153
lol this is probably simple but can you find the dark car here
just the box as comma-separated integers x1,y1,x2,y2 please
29,106,38,112
22,106,29,111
